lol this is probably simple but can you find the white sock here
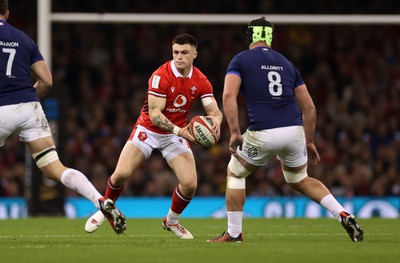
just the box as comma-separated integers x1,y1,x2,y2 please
166,209,180,225
320,194,346,221
227,211,243,238
60,168,103,209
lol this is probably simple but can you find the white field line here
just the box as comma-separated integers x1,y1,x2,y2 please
0,232,396,239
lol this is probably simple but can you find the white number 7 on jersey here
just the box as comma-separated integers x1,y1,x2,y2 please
2,48,16,76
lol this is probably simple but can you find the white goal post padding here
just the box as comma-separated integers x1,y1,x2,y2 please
37,0,400,68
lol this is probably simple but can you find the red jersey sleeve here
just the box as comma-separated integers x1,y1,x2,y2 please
148,64,171,99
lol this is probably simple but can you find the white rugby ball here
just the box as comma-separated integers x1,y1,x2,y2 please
189,115,217,148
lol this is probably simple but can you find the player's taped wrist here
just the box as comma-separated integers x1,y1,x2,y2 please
173,126,181,136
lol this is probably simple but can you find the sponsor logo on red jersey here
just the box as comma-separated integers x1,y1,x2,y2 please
173,94,187,107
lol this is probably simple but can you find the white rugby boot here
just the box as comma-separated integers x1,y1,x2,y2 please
162,217,193,239
85,210,106,233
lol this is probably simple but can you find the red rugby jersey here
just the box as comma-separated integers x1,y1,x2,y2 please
136,60,214,134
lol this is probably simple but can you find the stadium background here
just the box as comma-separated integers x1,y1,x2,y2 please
0,0,399,218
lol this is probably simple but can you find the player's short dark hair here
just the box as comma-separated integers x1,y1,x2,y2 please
0,0,9,15
172,34,198,49
246,16,274,46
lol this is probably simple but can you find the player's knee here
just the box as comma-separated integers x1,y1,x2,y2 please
178,173,197,193
184,178,197,192
226,156,251,190
32,147,59,168
227,156,252,178
282,166,308,183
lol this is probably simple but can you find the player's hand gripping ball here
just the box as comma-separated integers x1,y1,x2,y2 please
189,115,218,148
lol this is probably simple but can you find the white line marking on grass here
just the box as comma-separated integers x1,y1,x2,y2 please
3,244,143,249
0,233,396,239
0,234,173,238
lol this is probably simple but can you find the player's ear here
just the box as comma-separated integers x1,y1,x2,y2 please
5,10,9,20
193,49,198,59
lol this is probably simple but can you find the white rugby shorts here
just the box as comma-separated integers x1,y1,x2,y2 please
0,102,52,147
128,124,192,162
236,125,308,168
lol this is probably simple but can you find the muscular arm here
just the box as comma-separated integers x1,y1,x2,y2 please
222,74,241,136
31,60,52,100
295,84,316,144
295,84,320,165
202,96,223,139
148,95,175,132
203,97,222,121
222,73,242,154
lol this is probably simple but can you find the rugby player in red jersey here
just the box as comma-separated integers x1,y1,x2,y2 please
85,34,223,239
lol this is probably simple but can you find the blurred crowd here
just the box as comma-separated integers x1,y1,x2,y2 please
1,0,400,198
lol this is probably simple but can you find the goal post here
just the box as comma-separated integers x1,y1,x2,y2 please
37,0,52,67
37,0,400,69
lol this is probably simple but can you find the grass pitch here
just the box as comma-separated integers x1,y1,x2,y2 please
0,218,399,263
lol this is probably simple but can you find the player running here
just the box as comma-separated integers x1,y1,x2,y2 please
0,0,125,234
85,33,223,239
208,17,363,242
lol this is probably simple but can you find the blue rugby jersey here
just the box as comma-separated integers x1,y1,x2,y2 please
226,46,304,131
0,19,44,106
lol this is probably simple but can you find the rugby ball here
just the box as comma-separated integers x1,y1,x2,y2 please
189,115,217,148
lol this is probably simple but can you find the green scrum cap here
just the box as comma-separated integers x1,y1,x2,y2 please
246,17,274,46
